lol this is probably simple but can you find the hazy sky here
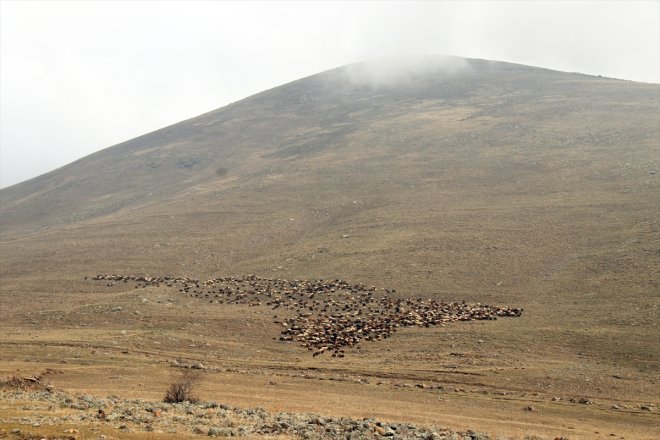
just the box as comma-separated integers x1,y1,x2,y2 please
1,1,658,188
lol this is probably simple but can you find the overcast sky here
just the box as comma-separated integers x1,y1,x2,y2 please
1,1,658,188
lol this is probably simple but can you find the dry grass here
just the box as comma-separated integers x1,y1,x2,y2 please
1,59,659,439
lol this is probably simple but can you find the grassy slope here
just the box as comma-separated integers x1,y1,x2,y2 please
1,57,659,438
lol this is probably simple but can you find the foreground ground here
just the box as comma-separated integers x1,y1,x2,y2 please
0,380,518,440
1,274,658,439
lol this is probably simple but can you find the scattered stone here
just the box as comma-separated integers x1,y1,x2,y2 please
467,430,489,440
193,426,208,435
208,426,232,436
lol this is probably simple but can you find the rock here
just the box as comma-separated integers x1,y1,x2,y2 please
523,405,534,411
578,398,593,405
191,362,205,370
208,427,232,437
193,426,208,435
467,431,489,440
301,430,317,440
640,404,654,411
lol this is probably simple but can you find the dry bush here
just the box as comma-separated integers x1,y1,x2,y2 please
163,369,203,403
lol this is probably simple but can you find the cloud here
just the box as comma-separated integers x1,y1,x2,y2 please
343,55,471,88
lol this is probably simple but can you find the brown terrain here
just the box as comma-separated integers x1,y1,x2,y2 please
0,56,658,439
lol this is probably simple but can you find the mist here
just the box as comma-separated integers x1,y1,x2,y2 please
343,55,471,88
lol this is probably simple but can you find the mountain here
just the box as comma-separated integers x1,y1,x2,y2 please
1,56,659,437
2,55,658,290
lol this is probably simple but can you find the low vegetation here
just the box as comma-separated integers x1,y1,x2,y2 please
163,369,202,404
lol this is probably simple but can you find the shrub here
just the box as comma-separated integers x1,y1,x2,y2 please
163,369,202,403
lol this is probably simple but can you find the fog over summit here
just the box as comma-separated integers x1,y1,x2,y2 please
342,55,472,87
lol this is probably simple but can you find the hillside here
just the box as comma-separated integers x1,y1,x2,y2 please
1,56,659,439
